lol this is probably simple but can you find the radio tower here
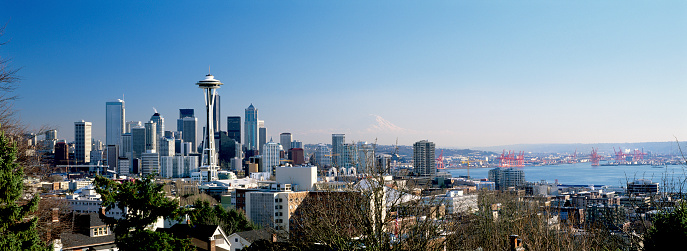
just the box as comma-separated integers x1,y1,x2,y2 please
196,73,223,182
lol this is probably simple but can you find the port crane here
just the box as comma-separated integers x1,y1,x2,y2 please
590,148,601,166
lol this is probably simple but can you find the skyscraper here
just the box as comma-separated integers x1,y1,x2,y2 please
313,143,332,167
227,116,241,143
488,167,525,190
258,120,266,154
342,143,357,168
141,150,159,177
144,121,157,152
125,121,141,133
181,116,197,152
74,121,92,164
150,112,164,152
244,104,259,151
131,126,146,159
291,140,303,149
332,134,345,167
263,139,282,175
45,129,57,141
177,109,196,150
413,140,436,176
159,137,175,157
357,141,375,174
280,133,292,151
120,133,132,158
178,109,194,127
213,94,220,135
106,99,125,147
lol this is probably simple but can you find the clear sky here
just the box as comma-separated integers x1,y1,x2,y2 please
1,1,686,148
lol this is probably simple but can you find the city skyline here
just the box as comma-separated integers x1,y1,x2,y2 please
2,1,686,148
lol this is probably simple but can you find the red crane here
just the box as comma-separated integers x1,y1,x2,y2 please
614,147,626,164
590,148,601,166
497,150,525,167
632,149,647,162
436,150,445,169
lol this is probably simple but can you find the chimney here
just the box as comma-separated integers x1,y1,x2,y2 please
52,208,59,223
509,234,523,251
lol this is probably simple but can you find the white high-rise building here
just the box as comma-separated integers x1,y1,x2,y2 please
106,100,125,148
160,155,198,178
357,142,375,174
263,140,282,175
160,155,179,178
74,121,92,164
141,150,159,176
244,104,259,151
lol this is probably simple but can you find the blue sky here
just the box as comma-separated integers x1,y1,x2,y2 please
2,1,686,148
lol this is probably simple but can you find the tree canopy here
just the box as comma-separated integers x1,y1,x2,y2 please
187,199,256,235
0,130,50,251
93,175,191,250
643,202,686,250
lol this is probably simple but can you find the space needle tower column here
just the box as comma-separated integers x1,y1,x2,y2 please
196,74,223,182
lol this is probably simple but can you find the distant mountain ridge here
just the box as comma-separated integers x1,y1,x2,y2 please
471,141,687,155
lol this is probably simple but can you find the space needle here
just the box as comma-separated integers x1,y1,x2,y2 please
196,73,223,182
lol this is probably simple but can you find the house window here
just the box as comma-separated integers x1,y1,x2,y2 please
234,238,238,243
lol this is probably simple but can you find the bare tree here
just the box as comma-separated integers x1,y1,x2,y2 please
290,141,449,250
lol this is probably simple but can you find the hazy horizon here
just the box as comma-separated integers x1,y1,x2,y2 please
3,1,685,148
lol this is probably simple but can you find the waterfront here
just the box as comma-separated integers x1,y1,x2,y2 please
447,162,687,188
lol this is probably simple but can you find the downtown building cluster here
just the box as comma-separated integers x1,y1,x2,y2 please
28,73,505,250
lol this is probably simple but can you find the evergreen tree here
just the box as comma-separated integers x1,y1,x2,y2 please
93,175,192,250
187,199,256,235
0,130,50,250
643,202,687,250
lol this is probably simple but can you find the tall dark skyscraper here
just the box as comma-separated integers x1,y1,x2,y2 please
177,108,194,131
332,134,345,167
177,109,197,151
213,95,220,135
227,116,241,143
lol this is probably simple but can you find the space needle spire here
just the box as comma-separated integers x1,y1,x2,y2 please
196,73,223,182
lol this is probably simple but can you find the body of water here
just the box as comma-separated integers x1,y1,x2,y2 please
447,163,687,188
